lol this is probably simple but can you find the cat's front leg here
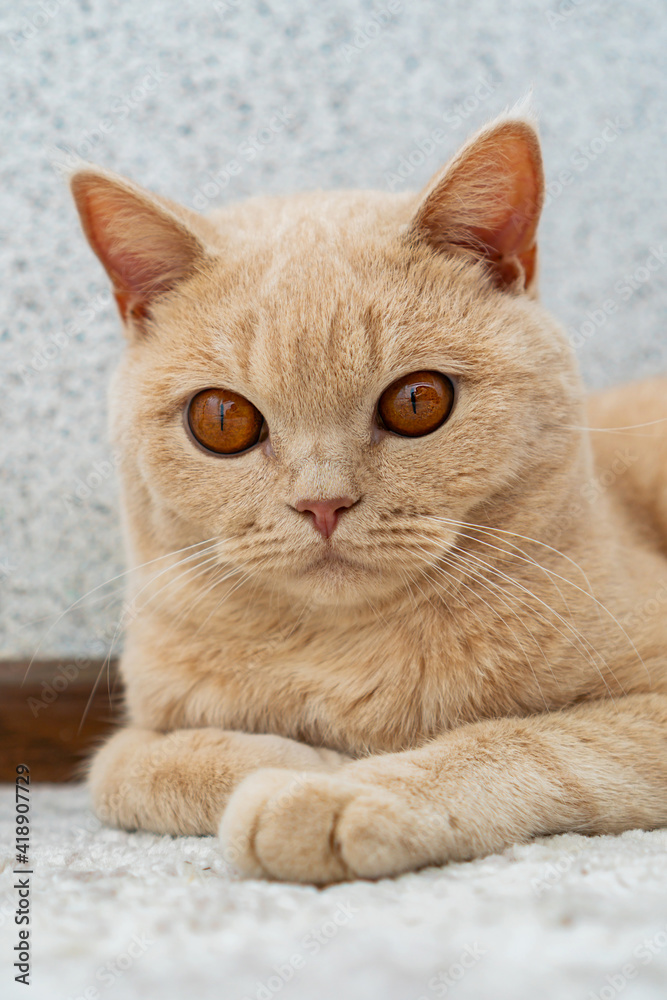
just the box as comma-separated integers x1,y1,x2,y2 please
89,726,347,836
219,693,667,883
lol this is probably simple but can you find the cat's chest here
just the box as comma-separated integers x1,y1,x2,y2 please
124,604,540,754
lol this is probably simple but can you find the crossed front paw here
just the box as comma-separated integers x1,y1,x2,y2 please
218,768,448,883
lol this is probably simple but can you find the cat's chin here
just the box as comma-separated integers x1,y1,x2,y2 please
279,551,403,606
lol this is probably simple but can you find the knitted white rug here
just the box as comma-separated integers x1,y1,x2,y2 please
1,784,667,1000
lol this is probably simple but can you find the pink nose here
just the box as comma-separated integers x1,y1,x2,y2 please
294,497,356,538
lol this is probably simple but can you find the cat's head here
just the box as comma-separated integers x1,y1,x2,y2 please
71,111,583,608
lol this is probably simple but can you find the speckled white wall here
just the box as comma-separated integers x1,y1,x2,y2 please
1,0,665,656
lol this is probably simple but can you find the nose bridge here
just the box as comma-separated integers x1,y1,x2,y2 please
289,452,359,504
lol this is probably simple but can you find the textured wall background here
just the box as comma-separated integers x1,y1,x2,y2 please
1,0,665,657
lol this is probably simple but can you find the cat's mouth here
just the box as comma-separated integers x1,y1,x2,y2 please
302,549,365,574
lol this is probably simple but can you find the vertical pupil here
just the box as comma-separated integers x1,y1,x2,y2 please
410,387,418,414
220,401,225,433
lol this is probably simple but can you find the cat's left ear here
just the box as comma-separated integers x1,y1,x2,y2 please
410,112,544,295
70,167,213,335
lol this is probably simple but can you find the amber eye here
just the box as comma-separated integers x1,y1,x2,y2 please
378,371,454,437
187,388,264,454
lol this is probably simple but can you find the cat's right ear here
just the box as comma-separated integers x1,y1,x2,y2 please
409,111,544,296
70,168,211,336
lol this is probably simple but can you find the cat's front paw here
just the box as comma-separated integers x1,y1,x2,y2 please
218,768,438,883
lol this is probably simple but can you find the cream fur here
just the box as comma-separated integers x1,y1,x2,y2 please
71,113,667,883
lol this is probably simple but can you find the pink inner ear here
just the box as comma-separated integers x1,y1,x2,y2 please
415,123,544,291
72,173,204,323
467,138,541,258
85,191,193,294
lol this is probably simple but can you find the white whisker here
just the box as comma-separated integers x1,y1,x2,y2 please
414,547,552,712
413,530,619,699
422,514,649,682
23,536,220,686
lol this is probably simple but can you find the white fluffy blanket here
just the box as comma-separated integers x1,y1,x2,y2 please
1,785,667,1000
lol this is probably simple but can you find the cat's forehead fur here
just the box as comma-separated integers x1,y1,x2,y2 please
145,187,557,433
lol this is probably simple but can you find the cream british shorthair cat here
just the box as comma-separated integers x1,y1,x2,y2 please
70,109,667,883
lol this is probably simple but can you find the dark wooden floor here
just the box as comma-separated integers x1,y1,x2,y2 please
0,660,120,781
